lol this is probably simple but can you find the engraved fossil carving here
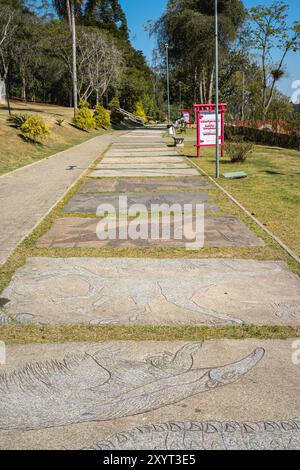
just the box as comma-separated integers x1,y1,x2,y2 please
4,265,244,325
86,419,300,450
0,343,264,431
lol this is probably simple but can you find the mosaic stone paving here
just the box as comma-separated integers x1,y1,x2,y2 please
36,216,264,249
79,177,211,193
0,340,299,449
64,192,218,214
3,257,298,326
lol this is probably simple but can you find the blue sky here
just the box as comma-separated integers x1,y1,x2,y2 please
119,0,300,98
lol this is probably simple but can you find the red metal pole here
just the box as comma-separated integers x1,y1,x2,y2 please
196,111,201,157
221,107,225,157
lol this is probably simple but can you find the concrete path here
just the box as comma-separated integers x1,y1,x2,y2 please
0,339,299,449
0,133,117,266
1,127,299,450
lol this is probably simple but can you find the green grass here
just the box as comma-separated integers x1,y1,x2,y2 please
0,324,299,344
181,138,300,257
0,101,112,175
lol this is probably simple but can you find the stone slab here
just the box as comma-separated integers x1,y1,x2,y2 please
96,163,192,169
112,144,172,149
105,151,179,157
110,147,172,152
3,258,298,327
89,169,200,177
36,216,264,250
79,177,211,193
0,339,299,449
63,192,217,214
101,157,186,163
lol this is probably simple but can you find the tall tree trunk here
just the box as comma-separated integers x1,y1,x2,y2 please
203,72,207,103
199,78,203,103
22,75,26,102
5,76,11,116
67,0,78,114
208,65,215,104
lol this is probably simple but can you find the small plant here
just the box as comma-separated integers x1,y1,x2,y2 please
109,96,120,108
226,139,254,163
73,107,96,131
20,115,50,143
134,100,146,122
94,104,111,129
7,113,28,128
78,99,89,109
55,118,65,127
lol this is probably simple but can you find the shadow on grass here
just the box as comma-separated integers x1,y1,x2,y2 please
264,170,300,176
18,134,45,147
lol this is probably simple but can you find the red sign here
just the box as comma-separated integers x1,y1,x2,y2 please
194,103,226,158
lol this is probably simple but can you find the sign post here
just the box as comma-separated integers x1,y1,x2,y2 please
194,103,226,158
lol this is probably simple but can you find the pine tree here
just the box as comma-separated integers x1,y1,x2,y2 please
84,0,129,40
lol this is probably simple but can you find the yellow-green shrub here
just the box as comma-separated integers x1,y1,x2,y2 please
94,104,111,129
134,100,147,122
78,99,90,109
20,115,50,143
109,96,120,108
73,108,96,131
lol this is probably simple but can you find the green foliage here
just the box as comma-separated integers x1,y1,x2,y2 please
109,96,120,108
73,108,96,131
247,1,300,118
83,0,129,40
20,115,50,143
225,126,300,151
94,104,111,128
7,113,28,128
226,139,254,163
78,99,90,109
134,100,146,122
141,94,157,119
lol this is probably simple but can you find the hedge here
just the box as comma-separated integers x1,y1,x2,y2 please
225,125,300,151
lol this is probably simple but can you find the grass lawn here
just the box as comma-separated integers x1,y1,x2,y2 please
181,135,300,257
0,324,299,345
0,101,111,175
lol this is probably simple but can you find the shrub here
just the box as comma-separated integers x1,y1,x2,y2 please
225,125,300,151
73,108,96,131
134,100,146,122
109,96,120,108
7,113,28,128
226,139,254,163
78,99,90,109
20,115,50,143
94,104,111,129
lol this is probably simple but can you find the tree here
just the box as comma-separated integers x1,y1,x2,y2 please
53,0,84,112
83,0,129,40
151,0,246,105
77,30,122,103
247,0,300,119
0,6,17,113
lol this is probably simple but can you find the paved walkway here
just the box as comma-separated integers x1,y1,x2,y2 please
0,128,299,450
0,133,118,265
